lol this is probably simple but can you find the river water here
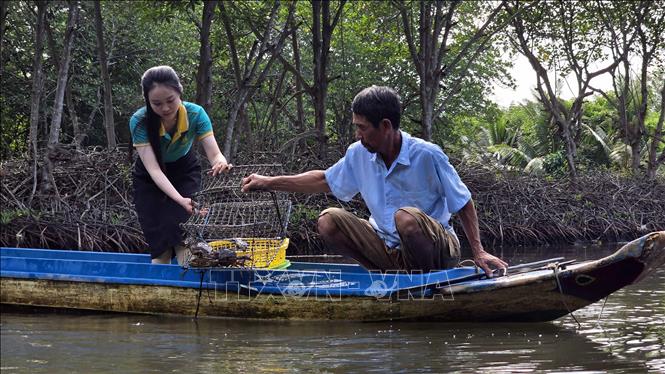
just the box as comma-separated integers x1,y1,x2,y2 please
1,243,664,373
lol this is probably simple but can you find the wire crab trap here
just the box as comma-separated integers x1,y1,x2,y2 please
181,164,292,270
184,200,291,239
196,164,289,202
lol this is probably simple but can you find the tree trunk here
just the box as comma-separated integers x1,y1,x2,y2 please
631,22,651,173
507,1,628,180
562,124,577,178
420,84,435,140
612,53,633,170
646,83,665,179
219,0,295,160
223,93,247,158
634,0,664,175
28,1,47,201
267,68,288,138
45,2,79,148
94,0,116,150
592,1,653,174
312,1,327,153
219,0,241,159
311,0,346,156
399,0,457,140
417,1,439,140
626,46,649,174
397,0,504,141
65,81,81,148
195,0,216,113
45,7,82,147
0,0,9,77
239,103,251,155
29,1,48,156
41,1,79,194
274,1,343,156
290,22,305,135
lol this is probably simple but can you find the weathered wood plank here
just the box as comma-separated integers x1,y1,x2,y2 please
1,277,586,322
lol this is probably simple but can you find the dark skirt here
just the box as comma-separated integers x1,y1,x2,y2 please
132,150,201,259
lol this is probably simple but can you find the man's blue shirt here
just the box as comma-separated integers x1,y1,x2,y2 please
324,131,471,247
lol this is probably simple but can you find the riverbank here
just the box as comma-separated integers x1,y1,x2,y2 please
1,148,663,253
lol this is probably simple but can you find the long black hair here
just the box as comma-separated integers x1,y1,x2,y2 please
140,65,183,170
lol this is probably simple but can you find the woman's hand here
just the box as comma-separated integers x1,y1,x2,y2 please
208,154,232,176
200,135,231,176
178,197,195,215
179,197,210,217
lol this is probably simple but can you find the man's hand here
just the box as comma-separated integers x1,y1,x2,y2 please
457,199,509,277
241,173,271,192
474,249,508,278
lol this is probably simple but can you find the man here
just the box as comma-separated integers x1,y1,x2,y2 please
241,85,507,276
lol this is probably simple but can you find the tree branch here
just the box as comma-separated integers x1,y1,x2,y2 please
395,0,422,77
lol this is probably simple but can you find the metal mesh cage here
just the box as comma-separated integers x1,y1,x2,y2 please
199,164,285,193
182,200,291,240
186,163,291,238
194,164,289,206
181,164,292,269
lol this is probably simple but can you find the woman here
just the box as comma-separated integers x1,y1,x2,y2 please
130,65,230,265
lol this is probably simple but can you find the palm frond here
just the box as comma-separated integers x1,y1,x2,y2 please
487,143,531,167
582,123,612,156
524,157,545,174
610,144,632,168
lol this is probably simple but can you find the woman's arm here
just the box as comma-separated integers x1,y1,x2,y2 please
199,135,231,176
135,146,194,214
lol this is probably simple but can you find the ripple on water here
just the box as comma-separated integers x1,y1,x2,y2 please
26,360,48,365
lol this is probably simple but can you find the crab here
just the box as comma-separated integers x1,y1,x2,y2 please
184,238,251,268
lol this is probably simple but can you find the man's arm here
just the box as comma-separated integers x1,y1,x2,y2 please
241,170,331,194
457,199,508,277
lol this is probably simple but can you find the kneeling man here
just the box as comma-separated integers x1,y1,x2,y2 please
242,86,507,275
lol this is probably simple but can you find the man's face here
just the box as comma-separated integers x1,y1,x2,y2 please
353,113,385,153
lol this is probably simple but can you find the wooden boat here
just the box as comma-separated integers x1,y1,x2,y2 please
2,231,663,322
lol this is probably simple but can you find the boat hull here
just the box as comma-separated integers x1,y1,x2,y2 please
2,231,663,322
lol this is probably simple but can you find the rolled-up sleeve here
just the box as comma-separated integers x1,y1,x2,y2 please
324,151,359,202
129,113,149,147
195,108,213,140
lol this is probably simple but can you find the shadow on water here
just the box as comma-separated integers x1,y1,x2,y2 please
1,243,663,373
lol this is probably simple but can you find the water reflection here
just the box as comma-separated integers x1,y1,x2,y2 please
1,244,664,373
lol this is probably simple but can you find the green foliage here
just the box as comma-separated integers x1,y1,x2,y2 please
289,204,320,223
1,1,36,158
0,209,31,225
578,124,612,167
645,109,665,159
542,151,567,177
0,0,662,180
